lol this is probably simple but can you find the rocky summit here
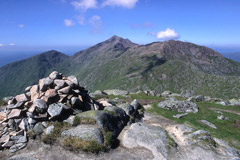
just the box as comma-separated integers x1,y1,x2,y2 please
0,72,240,160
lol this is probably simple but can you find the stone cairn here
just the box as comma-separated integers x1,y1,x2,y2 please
0,71,101,152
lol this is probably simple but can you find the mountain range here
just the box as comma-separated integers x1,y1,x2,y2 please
0,35,240,99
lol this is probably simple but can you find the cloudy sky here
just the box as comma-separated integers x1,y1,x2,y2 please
0,0,240,52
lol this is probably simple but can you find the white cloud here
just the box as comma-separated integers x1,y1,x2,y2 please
76,15,85,25
0,44,4,47
71,0,97,11
18,24,24,28
102,0,139,8
9,43,15,46
153,28,180,40
89,15,101,25
64,19,75,27
88,15,103,34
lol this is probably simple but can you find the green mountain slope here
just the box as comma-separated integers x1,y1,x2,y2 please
0,36,240,99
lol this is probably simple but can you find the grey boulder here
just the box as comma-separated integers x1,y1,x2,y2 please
39,78,53,92
47,103,64,118
122,123,173,159
77,109,128,138
33,122,45,134
104,89,129,96
49,71,62,80
45,125,54,135
61,125,104,144
33,99,48,113
158,99,198,113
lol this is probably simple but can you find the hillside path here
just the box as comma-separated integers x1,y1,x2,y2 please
209,107,240,116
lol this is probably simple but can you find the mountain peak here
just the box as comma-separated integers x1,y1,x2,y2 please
104,35,137,49
108,35,122,41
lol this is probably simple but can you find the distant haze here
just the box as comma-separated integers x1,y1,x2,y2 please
0,46,89,67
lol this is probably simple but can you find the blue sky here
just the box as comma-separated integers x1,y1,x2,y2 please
0,0,240,53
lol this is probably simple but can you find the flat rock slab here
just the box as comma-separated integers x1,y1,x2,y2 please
9,143,27,153
9,156,37,160
158,100,198,113
200,120,217,129
8,109,21,119
122,122,170,160
61,125,104,144
15,94,28,102
173,113,188,119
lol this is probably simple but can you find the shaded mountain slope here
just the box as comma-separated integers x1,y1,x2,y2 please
0,50,70,97
0,36,240,99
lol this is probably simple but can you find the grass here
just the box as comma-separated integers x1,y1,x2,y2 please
61,137,105,153
104,110,118,117
0,99,5,106
73,116,96,126
27,130,37,139
147,102,240,152
166,132,177,148
42,118,114,153
102,130,114,147
42,122,70,145
203,102,240,112
60,128,114,153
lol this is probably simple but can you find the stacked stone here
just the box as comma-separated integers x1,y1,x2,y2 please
0,71,100,152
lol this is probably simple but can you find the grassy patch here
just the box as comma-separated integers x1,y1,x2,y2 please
73,116,96,126
102,130,114,147
61,137,105,153
104,110,118,117
130,93,165,101
174,96,186,101
203,102,240,112
42,122,70,144
93,92,165,103
147,102,240,151
27,130,37,139
166,133,177,148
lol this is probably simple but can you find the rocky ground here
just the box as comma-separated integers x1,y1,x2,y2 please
1,113,239,160
1,72,240,160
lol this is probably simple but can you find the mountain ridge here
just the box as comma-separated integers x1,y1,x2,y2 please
0,36,240,99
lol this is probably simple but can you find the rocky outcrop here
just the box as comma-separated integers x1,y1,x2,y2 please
76,109,128,138
103,89,129,97
122,123,174,160
157,99,198,113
